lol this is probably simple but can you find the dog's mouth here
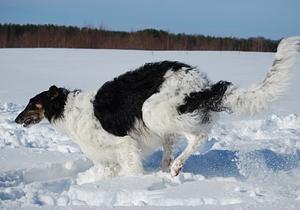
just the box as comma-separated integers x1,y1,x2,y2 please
15,114,42,128
23,117,40,127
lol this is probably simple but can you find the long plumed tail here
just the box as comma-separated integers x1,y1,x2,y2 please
223,36,300,115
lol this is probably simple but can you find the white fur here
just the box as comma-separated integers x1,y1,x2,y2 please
223,36,300,115
52,37,300,178
140,69,216,175
53,91,143,179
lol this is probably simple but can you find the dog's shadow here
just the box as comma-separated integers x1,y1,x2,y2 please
143,148,300,178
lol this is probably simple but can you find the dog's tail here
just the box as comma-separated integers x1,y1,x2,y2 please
223,36,300,115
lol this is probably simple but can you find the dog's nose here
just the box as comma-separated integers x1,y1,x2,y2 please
15,115,24,124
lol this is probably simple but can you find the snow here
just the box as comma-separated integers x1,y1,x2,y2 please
0,48,300,209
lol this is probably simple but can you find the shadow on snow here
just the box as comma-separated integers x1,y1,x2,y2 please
143,149,300,178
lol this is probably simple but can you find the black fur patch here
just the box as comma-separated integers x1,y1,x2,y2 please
44,87,70,121
93,61,192,136
30,86,69,121
177,81,232,123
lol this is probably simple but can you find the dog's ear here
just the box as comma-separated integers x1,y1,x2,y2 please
48,85,59,100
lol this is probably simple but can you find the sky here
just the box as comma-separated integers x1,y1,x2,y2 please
0,0,299,39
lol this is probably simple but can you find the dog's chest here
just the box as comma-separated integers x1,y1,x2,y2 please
53,92,125,160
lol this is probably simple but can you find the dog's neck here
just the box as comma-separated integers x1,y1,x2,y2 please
50,90,97,141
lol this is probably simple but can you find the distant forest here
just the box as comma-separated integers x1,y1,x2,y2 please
0,24,279,52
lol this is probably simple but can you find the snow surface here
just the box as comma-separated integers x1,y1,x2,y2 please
0,49,300,209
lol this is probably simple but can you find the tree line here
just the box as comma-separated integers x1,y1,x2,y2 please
0,24,279,52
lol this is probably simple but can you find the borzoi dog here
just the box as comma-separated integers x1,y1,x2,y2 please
15,37,300,178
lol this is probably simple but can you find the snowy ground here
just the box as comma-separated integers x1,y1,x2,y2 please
0,49,300,209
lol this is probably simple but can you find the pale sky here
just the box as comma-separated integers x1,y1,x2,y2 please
0,0,299,39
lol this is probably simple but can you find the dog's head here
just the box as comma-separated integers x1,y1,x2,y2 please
15,85,65,127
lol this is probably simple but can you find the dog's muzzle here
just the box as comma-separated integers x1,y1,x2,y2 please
15,111,41,127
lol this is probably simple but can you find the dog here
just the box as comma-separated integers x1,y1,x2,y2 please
15,37,300,177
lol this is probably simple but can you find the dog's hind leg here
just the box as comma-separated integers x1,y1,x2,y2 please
170,133,207,177
161,135,175,172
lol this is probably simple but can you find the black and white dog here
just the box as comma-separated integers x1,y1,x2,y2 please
15,37,299,178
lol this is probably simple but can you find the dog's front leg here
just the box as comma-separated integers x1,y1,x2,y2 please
117,137,143,176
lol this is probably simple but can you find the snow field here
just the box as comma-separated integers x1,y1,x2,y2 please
0,49,300,209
